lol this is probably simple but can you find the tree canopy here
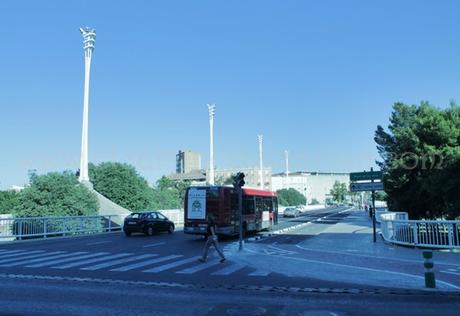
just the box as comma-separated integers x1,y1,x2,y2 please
276,188,306,206
0,190,19,215
89,162,155,211
329,181,348,203
375,101,460,219
13,172,98,217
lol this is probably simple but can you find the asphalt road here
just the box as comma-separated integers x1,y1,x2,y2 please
0,207,356,290
1,206,459,315
0,276,459,316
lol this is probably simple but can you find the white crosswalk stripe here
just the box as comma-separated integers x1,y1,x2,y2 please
110,255,182,272
0,249,29,257
211,263,246,276
0,249,267,278
143,256,199,273
0,252,86,267
26,252,110,268
80,254,158,271
53,253,132,269
0,250,46,262
176,259,221,274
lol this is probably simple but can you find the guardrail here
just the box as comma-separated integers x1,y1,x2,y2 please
380,213,460,249
0,214,128,241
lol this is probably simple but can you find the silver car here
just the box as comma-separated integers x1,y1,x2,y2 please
283,207,300,218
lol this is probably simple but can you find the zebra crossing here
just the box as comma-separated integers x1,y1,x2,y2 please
0,248,270,278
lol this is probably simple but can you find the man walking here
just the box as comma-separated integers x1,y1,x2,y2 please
199,214,226,263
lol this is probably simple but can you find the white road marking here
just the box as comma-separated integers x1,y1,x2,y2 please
176,259,221,274
0,250,46,261
111,255,182,272
53,253,132,269
26,252,110,268
295,244,460,267
211,263,246,276
257,251,460,290
0,249,29,257
143,256,199,273
0,252,86,267
80,254,158,271
142,242,166,248
441,270,460,276
86,241,112,246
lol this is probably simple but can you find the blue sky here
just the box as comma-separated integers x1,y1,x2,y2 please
1,0,460,189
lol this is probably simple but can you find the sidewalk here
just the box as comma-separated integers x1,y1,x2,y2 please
225,210,460,291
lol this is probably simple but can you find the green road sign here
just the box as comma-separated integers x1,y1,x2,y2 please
350,171,383,181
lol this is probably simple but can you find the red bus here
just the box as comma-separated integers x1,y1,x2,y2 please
184,186,278,236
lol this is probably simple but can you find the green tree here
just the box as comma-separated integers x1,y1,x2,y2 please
330,181,348,203
309,198,320,205
151,176,191,210
14,171,98,217
276,188,306,206
375,101,460,219
89,162,154,211
0,190,19,215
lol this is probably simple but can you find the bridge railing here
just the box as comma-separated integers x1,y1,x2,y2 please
0,214,128,241
380,213,460,249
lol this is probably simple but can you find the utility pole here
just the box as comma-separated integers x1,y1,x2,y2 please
207,104,215,185
78,27,96,184
258,134,263,189
284,150,289,189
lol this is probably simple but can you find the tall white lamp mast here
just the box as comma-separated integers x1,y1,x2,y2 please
207,104,216,185
78,27,96,183
285,150,289,177
258,134,263,188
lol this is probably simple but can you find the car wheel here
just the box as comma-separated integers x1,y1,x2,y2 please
168,224,175,234
124,231,131,237
145,226,154,236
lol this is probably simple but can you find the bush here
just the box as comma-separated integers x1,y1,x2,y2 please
0,190,19,215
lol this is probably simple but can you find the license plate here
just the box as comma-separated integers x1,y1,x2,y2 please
128,221,136,225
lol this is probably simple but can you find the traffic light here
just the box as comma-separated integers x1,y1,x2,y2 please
232,172,245,189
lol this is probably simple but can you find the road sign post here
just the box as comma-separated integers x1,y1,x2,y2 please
371,168,377,243
349,168,383,243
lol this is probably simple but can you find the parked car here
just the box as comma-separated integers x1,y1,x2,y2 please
283,207,301,218
123,211,175,236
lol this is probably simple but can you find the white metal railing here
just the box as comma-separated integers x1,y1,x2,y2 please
0,214,127,241
380,213,460,249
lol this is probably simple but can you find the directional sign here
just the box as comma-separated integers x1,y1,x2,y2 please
350,171,383,182
350,182,384,192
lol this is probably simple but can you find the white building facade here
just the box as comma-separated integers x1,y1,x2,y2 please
272,171,350,204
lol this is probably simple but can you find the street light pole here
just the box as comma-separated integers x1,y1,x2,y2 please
207,104,215,185
258,134,263,189
284,150,289,188
78,27,96,184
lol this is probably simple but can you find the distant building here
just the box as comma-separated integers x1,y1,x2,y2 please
176,150,201,174
272,171,350,204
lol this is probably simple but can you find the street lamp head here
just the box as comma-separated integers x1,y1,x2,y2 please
207,103,216,118
257,134,263,142
80,26,96,51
